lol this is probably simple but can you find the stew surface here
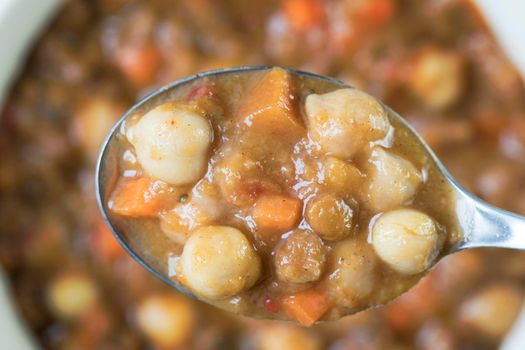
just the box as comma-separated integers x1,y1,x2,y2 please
1,0,525,349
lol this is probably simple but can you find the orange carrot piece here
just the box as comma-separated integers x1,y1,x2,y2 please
252,195,302,231
358,0,395,25
237,68,303,137
92,219,125,260
115,44,161,86
110,177,167,217
282,289,329,327
283,0,324,32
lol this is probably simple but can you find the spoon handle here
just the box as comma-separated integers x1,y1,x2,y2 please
455,189,525,251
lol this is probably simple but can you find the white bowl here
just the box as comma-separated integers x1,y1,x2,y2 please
0,0,524,349
0,1,62,348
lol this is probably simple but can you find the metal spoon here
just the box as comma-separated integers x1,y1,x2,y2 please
96,66,525,300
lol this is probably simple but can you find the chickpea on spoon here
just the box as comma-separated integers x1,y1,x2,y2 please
96,66,525,326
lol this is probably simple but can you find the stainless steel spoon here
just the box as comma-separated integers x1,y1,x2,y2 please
96,66,525,299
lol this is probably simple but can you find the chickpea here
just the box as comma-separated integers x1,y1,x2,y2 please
408,47,464,110
305,193,354,241
458,284,523,338
416,321,455,350
72,97,124,161
159,206,197,244
324,239,376,308
371,209,442,275
135,294,195,348
46,271,98,319
274,230,327,283
160,182,223,244
177,225,262,299
323,156,363,194
254,323,322,350
366,147,421,212
127,103,212,185
292,156,322,199
160,201,216,244
305,88,391,159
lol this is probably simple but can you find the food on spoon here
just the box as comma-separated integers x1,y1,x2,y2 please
281,289,329,327
252,194,303,232
323,238,376,309
109,177,173,217
305,193,355,241
365,147,422,211
125,102,213,185
106,68,459,324
177,225,262,299
305,88,391,158
371,209,442,274
274,229,327,283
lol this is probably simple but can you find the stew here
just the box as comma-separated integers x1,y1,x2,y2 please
1,0,524,349
105,68,461,325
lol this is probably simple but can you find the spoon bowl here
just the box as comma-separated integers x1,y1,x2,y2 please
96,66,525,319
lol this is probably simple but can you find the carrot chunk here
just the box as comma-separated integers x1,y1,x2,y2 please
115,44,161,86
252,195,302,231
237,68,303,137
282,289,329,326
283,0,324,32
110,177,168,217
358,0,395,25
91,219,125,260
